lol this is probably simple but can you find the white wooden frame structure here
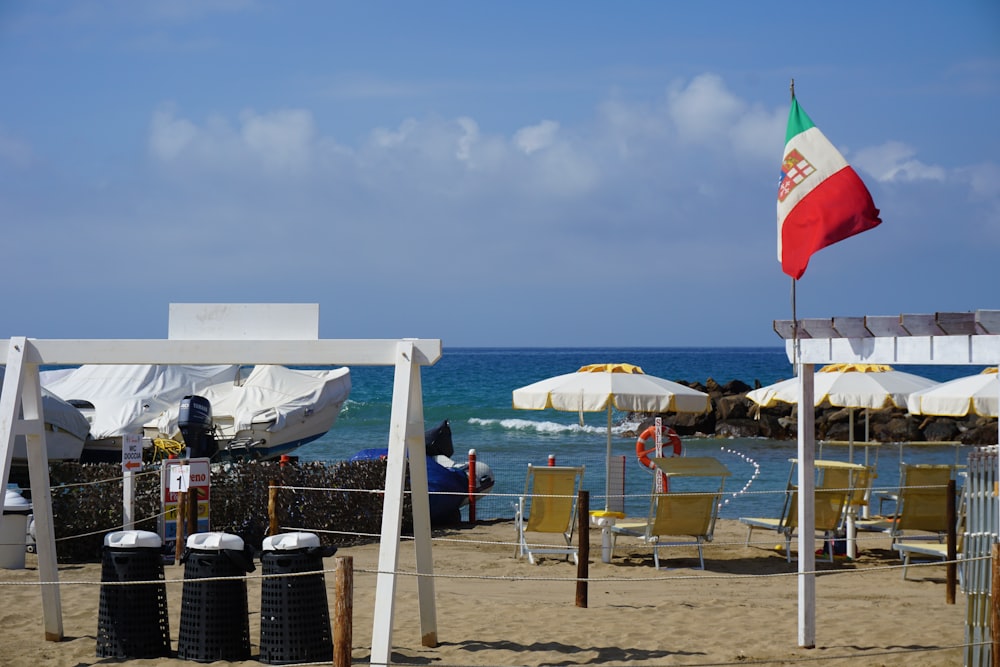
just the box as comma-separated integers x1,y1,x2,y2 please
0,305,441,666
773,310,1000,648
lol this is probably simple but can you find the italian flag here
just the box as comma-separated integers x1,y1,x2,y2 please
777,98,881,279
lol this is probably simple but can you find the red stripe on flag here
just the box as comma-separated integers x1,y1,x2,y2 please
780,166,881,279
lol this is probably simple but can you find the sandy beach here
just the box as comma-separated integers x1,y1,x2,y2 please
0,518,968,666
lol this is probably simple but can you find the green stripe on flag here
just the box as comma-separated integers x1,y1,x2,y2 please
785,98,815,143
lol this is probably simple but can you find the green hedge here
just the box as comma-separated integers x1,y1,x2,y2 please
43,459,409,562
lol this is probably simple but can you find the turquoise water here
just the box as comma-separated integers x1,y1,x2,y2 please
294,347,982,520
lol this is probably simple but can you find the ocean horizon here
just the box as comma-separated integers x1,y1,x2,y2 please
295,347,982,520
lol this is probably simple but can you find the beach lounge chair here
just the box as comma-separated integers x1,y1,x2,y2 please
515,464,585,565
894,479,966,581
608,456,731,569
859,463,956,544
740,459,863,563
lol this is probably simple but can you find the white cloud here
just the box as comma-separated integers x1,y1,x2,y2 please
962,162,1000,199
667,73,746,144
149,105,325,173
239,109,316,170
514,120,560,155
149,107,199,160
853,141,947,183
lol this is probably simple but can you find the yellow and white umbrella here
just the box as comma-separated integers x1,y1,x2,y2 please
512,363,711,509
906,367,998,418
747,363,939,460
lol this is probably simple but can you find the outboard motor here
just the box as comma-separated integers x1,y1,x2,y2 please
177,395,217,459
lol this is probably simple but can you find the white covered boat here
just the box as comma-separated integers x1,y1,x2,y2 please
41,364,240,462
41,364,351,462
1,368,92,462
144,364,352,460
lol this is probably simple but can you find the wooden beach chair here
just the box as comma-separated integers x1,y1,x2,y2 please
515,464,585,565
608,456,731,569
894,478,967,581
862,463,956,545
739,459,861,562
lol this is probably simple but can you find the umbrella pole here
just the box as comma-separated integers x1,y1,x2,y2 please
848,408,854,464
605,405,612,511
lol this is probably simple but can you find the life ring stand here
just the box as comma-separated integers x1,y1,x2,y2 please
635,424,682,471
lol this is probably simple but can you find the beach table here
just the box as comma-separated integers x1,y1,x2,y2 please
589,510,626,563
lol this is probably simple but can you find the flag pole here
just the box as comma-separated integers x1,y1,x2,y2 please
787,75,816,649
789,77,799,369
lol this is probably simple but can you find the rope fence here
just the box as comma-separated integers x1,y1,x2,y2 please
1,454,990,666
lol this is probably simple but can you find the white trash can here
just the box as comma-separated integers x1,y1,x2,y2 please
1,489,32,569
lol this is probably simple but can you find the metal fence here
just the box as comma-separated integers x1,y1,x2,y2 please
963,446,998,667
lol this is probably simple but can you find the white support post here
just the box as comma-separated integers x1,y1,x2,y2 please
370,341,438,666
0,338,63,641
123,471,135,531
402,346,438,649
796,362,816,648
0,315,442,651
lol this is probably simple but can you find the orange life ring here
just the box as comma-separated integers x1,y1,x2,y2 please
635,425,682,470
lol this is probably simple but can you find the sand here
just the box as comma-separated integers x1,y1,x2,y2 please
0,519,969,666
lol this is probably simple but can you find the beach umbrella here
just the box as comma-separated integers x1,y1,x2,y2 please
906,367,999,418
746,363,939,461
511,363,711,510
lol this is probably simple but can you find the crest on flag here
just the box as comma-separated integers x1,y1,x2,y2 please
778,149,815,203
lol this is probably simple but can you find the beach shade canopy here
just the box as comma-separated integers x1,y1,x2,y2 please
511,363,711,510
746,363,939,460
906,367,999,418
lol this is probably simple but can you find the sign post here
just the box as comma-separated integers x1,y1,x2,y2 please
161,458,211,555
121,434,142,530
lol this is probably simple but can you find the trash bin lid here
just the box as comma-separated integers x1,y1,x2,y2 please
262,531,321,551
186,531,244,551
3,490,31,515
104,530,162,549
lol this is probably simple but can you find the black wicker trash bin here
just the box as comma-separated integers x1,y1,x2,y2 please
259,532,337,665
96,530,171,659
176,532,255,663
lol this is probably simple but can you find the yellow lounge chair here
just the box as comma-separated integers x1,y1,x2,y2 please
515,464,585,565
859,463,956,544
608,456,731,569
892,480,967,583
740,459,864,562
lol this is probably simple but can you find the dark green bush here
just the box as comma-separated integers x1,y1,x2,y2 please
42,459,409,562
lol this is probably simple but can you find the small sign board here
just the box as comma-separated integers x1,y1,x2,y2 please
122,434,143,472
160,457,211,543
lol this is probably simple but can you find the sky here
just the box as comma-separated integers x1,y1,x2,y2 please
1,1,998,348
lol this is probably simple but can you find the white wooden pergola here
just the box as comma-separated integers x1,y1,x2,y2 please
0,304,439,667
774,310,1000,647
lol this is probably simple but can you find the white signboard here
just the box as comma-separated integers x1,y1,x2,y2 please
169,464,191,493
167,459,210,493
160,457,212,542
122,434,142,472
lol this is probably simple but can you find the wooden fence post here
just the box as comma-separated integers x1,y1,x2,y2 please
268,479,279,536
333,555,354,667
174,490,186,563
946,479,956,605
576,490,589,609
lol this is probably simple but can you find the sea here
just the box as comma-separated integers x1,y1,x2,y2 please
292,347,985,521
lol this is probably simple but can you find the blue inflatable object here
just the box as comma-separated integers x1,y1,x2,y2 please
350,448,478,525
351,420,494,526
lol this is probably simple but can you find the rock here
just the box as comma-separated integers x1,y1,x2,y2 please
624,378,997,446
920,418,961,442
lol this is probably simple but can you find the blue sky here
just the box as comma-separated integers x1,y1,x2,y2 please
1,1,997,347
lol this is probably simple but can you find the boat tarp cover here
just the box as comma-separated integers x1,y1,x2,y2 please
41,364,240,439
1,367,92,440
149,365,351,438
